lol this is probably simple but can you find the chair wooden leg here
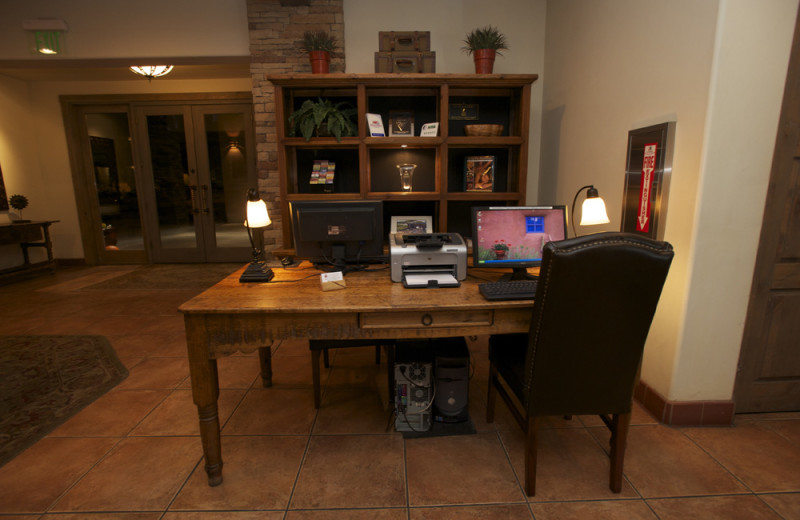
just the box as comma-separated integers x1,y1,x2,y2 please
322,348,330,368
486,362,498,423
386,344,395,409
258,346,272,387
609,412,631,493
375,345,381,364
311,349,322,409
524,415,539,496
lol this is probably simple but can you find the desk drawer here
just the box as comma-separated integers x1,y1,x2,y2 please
360,310,492,329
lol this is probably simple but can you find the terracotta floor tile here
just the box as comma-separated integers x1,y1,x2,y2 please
268,352,315,387
171,436,307,510
50,389,170,437
530,499,658,519
115,356,189,390
41,514,162,520
410,503,533,519
290,434,406,509
216,355,262,389
613,425,748,498
164,513,284,520
497,428,639,502
222,387,316,435
52,436,200,512
647,495,784,519
286,510,408,520
758,492,800,519
132,388,245,436
682,422,800,492
0,437,119,514
108,333,188,359
313,386,393,434
406,432,524,506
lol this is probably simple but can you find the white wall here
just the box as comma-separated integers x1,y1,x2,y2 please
344,0,547,202
542,0,798,402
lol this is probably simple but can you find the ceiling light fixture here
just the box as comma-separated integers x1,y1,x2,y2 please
129,65,174,80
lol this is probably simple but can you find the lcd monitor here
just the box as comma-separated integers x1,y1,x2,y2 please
290,200,385,273
471,205,568,280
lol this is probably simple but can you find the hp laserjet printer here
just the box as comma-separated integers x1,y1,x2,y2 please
389,233,467,288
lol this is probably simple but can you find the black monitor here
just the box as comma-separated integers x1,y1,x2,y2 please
290,200,385,272
471,205,568,280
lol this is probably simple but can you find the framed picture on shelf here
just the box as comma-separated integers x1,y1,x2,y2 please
390,216,432,234
464,155,495,192
389,110,414,137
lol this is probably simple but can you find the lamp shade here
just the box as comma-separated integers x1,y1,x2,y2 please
129,65,174,79
580,196,610,226
245,189,271,228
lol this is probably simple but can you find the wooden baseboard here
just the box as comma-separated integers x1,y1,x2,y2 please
635,380,734,426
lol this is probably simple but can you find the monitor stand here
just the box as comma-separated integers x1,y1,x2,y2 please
498,267,538,282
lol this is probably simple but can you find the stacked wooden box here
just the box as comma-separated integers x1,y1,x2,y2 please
374,31,435,73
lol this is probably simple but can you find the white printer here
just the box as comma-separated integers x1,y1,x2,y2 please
389,233,468,288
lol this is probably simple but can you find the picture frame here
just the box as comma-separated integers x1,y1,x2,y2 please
391,215,432,234
389,110,414,136
620,122,675,240
448,103,479,120
464,155,495,192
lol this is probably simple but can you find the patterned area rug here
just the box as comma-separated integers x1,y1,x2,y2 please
0,335,128,467
84,263,242,291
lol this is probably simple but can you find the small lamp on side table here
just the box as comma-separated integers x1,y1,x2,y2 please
240,188,275,283
571,185,610,237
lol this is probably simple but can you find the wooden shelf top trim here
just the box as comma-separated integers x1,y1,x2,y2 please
268,73,538,88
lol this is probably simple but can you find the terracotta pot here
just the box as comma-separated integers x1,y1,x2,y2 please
309,51,330,74
473,48,496,74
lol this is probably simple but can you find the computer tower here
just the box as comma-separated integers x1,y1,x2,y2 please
433,337,470,423
394,340,434,432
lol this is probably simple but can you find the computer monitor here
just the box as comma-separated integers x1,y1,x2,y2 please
471,205,568,280
290,200,385,272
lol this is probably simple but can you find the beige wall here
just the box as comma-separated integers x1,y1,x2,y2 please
541,0,798,402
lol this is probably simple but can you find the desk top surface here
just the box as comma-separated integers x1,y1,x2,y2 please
180,262,536,315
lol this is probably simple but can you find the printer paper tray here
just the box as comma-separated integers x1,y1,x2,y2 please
402,272,461,288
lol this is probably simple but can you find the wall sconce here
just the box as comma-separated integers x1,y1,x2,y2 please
129,65,174,80
240,188,274,283
571,184,610,237
23,19,68,55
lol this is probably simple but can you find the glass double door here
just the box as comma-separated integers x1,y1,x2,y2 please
135,104,255,263
80,101,256,264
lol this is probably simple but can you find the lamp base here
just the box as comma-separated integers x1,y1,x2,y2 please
239,262,275,283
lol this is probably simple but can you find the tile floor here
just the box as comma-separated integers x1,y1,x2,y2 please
0,266,799,520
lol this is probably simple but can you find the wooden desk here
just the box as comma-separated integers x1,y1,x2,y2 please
0,220,58,283
179,263,533,486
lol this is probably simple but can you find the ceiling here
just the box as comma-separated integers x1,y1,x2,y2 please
0,57,252,82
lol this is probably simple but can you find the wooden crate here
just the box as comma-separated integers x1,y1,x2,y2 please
374,51,436,73
378,31,431,52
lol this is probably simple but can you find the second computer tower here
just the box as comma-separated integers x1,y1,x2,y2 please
433,337,470,423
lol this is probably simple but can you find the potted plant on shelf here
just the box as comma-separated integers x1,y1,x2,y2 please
462,26,508,74
288,98,357,142
301,30,337,74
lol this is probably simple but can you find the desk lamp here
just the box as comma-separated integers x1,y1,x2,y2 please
239,188,275,283
571,185,610,237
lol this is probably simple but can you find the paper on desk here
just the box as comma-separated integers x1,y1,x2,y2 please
403,272,460,288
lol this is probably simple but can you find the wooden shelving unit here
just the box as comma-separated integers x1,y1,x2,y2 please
268,73,538,251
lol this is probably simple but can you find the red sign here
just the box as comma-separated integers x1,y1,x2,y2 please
637,143,657,232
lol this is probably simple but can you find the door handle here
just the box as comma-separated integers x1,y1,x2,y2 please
201,185,210,214
189,185,200,214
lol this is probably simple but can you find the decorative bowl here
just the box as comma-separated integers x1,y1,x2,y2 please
464,124,504,136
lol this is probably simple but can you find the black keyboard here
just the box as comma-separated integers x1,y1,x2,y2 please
479,280,538,301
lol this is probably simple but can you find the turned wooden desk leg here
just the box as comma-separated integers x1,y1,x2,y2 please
185,315,224,486
258,346,272,387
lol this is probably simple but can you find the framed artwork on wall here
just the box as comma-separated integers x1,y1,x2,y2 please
391,216,432,234
620,122,675,240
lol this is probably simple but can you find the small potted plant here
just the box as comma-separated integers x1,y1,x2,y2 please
288,98,357,142
9,194,30,223
493,240,510,260
301,30,337,74
462,26,508,74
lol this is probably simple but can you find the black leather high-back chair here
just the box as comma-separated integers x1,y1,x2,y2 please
486,232,674,496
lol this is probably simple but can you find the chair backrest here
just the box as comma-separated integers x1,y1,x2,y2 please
523,232,674,417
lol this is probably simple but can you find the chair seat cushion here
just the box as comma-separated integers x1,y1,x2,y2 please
488,334,528,399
